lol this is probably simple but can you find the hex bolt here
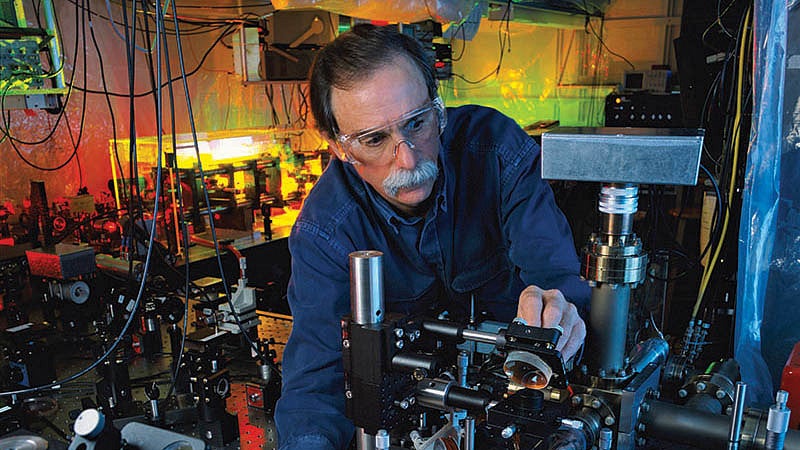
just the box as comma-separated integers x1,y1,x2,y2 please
394,328,404,338
571,396,582,406
678,389,688,398
604,416,615,426
395,340,404,349
345,390,353,399
591,399,602,409
715,389,726,399
501,425,517,439
696,382,707,391
637,423,646,433
342,339,350,349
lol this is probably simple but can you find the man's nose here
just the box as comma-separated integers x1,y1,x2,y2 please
392,139,418,168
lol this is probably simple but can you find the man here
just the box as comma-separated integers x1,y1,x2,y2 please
275,24,590,450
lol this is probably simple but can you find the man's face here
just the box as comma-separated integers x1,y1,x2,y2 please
328,57,441,215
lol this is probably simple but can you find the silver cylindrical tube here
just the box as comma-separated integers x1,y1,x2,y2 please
628,338,669,373
728,382,747,450
42,0,65,89
458,351,469,387
598,184,638,236
375,429,390,450
589,283,631,376
766,390,791,450
350,251,384,450
464,417,475,450
462,328,503,346
416,378,452,411
598,428,613,450
350,251,384,325
356,428,376,450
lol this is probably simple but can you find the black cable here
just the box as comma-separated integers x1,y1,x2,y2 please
647,164,724,283
0,0,81,169
69,24,236,98
169,0,265,361
0,0,156,396
451,0,512,85
88,2,128,198
139,1,161,122
156,0,191,402
66,0,244,36
62,0,90,186
584,16,635,71
448,19,467,62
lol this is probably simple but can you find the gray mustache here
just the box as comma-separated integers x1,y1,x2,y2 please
383,159,439,197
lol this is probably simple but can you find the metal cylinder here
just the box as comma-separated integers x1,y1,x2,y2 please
350,251,384,326
459,351,469,387
41,0,65,89
375,429,390,450
415,379,490,412
350,251,384,450
390,353,438,373
598,428,613,450
356,429,376,450
729,382,747,450
464,417,475,450
641,400,800,450
766,390,791,450
628,338,669,374
598,184,638,236
589,283,631,376
416,378,452,411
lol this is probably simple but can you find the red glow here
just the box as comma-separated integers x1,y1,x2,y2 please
22,199,31,209
214,213,221,221
435,61,445,69
103,221,119,233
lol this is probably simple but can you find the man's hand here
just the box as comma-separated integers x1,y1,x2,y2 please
516,285,586,360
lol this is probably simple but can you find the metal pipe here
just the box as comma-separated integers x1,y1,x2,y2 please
729,382,747,450
41,0,65,89
464,417,475,450
642,400,800,450
462,328,503,346
350,251,384,326
589,283,631,376
628,337,669,374
421,321,503,346
355,429,375,450
349,250,384,450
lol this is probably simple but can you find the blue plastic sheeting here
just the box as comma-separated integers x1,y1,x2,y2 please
737,0,800,406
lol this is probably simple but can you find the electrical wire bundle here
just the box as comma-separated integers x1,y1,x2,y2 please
0,0,278,406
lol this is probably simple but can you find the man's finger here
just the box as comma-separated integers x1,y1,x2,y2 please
561,319,587,360
541,289,567,329
517,285,544,327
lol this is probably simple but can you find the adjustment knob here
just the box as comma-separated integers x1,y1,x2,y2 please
74,408,105,438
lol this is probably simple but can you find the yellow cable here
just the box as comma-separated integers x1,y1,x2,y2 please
693,5,751,320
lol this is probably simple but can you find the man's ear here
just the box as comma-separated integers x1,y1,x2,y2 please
320,130,337,149
320,131,347,162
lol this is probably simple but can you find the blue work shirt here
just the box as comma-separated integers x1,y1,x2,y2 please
275,105,590,449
